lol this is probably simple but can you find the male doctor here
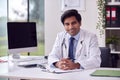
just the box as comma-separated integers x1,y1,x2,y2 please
48,9,101,70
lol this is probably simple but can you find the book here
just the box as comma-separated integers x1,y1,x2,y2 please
91,69,120,77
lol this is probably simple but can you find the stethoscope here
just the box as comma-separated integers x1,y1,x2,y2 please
61,32,67,58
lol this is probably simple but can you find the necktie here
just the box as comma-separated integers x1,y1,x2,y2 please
68,37,74,61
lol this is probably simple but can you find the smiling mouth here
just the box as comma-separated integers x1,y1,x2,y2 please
69,29,75,32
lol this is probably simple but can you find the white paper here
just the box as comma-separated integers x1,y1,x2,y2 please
42,67,82,74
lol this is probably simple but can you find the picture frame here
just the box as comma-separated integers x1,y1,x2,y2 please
61,0,85,11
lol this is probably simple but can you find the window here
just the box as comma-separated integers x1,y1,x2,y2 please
29,0,44,56
0,0,44,56
8,0,28,21
0,0,7,56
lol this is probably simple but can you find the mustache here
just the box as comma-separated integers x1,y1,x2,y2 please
69,28,75,31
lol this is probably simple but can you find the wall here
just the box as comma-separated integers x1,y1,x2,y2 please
45,0,105,55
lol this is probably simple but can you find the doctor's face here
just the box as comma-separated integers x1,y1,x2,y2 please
63,16,81,36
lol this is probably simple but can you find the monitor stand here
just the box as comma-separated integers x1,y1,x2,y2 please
12,53,20,59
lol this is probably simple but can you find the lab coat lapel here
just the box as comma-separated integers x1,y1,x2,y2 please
75,30,84,58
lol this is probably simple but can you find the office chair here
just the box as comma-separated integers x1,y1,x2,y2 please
99,47,112,67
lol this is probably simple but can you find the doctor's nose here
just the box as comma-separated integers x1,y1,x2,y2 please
69,24,74,28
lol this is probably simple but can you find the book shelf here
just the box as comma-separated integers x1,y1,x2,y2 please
106,0,120,53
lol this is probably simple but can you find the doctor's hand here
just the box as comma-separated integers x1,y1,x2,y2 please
54,58,80,70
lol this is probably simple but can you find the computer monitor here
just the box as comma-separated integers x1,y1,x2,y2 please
7,22,37,58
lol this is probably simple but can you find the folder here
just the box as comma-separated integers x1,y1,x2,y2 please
106,6,111,27
91,70,120,77
106,6,120,27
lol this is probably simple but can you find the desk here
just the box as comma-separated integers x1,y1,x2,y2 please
0,56,120,80
0,67,120,80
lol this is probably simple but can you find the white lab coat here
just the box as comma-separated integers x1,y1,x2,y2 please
48,29,101,69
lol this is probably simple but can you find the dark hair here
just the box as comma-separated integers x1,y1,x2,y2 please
61,9,82,24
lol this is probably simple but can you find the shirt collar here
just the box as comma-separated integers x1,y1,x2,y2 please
67,31,80,41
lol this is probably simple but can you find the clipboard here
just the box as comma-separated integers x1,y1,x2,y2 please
91,69,120,77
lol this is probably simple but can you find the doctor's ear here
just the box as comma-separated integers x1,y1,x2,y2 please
79,21,81,25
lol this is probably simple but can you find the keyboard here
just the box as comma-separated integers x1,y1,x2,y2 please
18,63,46,69
12,56,47,64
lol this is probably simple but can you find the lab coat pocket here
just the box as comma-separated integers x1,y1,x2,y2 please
77,47,88,60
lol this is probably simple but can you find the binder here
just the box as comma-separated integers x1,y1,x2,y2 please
106,6,111,27
91,69,120,77
111,7,117,26
106,6,120,27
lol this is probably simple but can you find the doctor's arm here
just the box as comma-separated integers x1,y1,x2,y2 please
48,33,64,68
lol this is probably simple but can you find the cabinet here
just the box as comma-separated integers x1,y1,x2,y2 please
106,0,120,52
105,0,120,68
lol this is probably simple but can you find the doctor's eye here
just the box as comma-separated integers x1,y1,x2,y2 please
64,23,69,26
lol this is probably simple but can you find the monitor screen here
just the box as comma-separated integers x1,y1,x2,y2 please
7,22,37,54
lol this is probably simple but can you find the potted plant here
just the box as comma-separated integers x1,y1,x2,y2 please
106,35,120,51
